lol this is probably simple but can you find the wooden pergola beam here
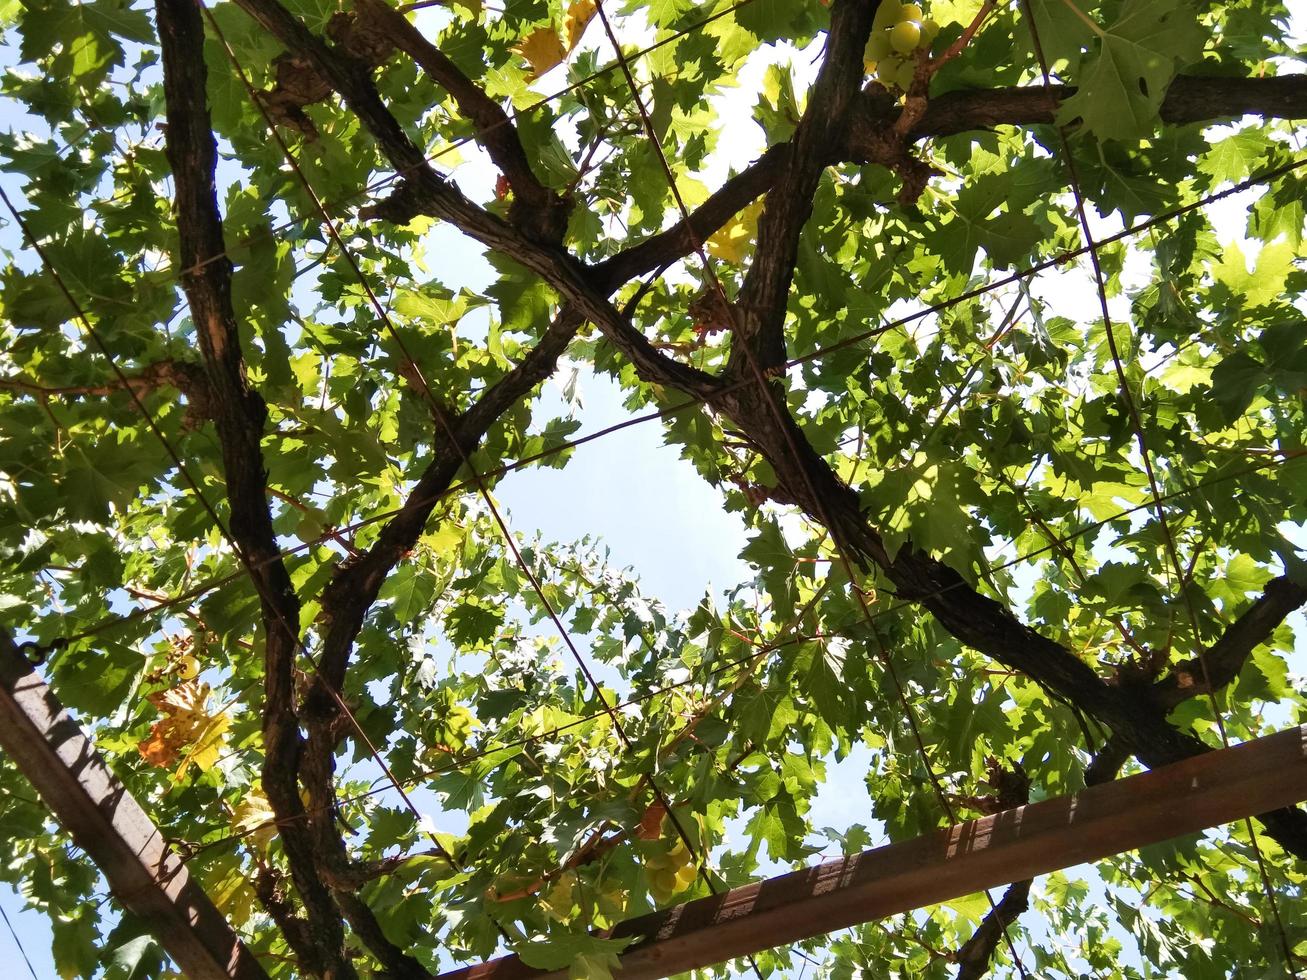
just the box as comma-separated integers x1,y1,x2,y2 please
442,723,1307,979
0,630,269,980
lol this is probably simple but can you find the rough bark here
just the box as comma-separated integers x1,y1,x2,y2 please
155,1,352,973
1152,574,1307,711
207,2,1307,963
1085,574,1307,787
598,75,1307,293
353,0,571,242
900,74,1307,144
728,0,877,375
1084,736,1132,786
955,881,1032,980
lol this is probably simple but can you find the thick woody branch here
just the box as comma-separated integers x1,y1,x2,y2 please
1088,575,1305,789
1152,574,1307,711
0,359,215,427
1088,572,1307,790
728,0,877,375
954,880,1032,980
354,0,570,242
899,74,1307,144
596,75,1307,295
235,0,1307,407
310,308,582,705
233,0,716,398
154,1,351,975
251,867,315,958
592,145,791,290
1084,735,1132,786
336,890,428,980
953,762,1030,980
707,383,1307,860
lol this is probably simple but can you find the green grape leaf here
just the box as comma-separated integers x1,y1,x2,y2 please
1058,0,1204,142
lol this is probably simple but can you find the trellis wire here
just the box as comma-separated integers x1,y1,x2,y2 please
3,10,1302,965
22,149,1307,715
911,283,1152,760
918,282,1158,679
590,2,1033,971
123,0,759,287
207,0,725,936
1019,3,1297,972
595,5,936,970
171,445,1307,861
0,903,41,980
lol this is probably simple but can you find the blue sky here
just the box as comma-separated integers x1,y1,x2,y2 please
5,1,1307,976
0,74,767,977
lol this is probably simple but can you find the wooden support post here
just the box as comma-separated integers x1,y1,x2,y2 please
0,630,269,980
441,723,1307,980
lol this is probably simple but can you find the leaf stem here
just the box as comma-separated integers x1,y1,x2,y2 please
1056,0,1106,39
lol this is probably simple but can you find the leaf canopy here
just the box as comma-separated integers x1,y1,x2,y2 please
1,0,1306,977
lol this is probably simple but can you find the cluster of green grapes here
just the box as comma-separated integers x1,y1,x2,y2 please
864,0,940,92
643,835,696,905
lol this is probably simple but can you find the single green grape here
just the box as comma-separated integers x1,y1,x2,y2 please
873,0,903,30
295,515,325,545
922,17,940,43
899,3,923,22
652,869,678,894
875,56,903,86
890,20,921,54
674,864,698,889
865,30,893,62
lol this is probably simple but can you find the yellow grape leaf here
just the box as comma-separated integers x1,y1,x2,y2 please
196,850,258,927
211,872,257,927
515,27,567,79
137,680,230,775
517,0,595,80
706,199,763,265
931,0,981,27
541,870,577,920
564,0,596,49
421,520,463,557
185,712,231,772
942,892,990,925
231,789,278,851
